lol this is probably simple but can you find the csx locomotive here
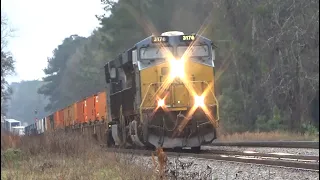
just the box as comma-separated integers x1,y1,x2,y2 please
105,31,219,151
25,31,219,151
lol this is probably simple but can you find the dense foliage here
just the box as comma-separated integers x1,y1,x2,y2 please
37,0,319,133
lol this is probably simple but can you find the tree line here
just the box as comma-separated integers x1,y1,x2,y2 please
36,0,318,133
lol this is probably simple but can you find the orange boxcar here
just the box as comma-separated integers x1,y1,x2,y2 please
85,95,96,122
63,107,68,127
63,104,76,127
53,112,58,129
93,94,98,120
96,91,107,121
45,116,52,132
76,100,85,124
73,103,77,125
54,110,64,129
59,109,65,128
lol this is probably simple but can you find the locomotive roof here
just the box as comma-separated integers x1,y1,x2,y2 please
134,33,214,49
5,119,20,123
104,33,216,68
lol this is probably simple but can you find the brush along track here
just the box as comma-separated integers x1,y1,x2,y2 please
105,147,319,171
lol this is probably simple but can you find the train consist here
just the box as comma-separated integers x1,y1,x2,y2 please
25,31,219,151
24,91,107,135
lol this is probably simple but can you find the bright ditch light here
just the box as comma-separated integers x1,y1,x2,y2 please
157,99,165,107
194,95,205,108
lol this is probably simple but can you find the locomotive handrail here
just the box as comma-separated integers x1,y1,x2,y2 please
139,80,219,124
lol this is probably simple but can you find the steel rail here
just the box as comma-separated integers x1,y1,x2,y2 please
200,150,319,161
106,148,319,171
210,141,319,149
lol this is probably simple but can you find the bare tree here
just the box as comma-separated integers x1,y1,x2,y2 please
1,13,15,116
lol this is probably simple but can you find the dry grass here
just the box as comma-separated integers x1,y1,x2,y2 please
1,129,21,150
2,152,156,180
217,130,319,142
1,131,159,180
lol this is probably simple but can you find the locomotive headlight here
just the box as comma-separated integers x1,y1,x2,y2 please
169,58,185,78
157,99,165,107
194,95,205,108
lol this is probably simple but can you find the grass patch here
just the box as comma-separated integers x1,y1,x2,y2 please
1,153,156,180
1,130,159,180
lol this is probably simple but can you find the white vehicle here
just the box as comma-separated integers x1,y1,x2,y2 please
4,119,21,132
12,126,25,136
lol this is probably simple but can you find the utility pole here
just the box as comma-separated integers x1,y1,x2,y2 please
35,109,38,134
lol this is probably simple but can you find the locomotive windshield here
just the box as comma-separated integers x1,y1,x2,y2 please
136,34,215,70
140,46,173,60
177,45,210,57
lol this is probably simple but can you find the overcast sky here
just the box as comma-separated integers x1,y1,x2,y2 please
1,0,105,83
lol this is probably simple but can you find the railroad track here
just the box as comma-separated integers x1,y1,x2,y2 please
210,141,319,149
105,147,319,171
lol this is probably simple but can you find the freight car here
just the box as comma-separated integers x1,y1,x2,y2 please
25,92,109,136
105,31,219,151
24,118,48,136
25,31,219,152
25,117,53,136
25,122,38,136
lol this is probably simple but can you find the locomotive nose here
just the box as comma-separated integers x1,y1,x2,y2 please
169,58,185,79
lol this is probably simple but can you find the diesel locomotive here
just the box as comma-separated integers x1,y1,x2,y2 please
105,31,219,151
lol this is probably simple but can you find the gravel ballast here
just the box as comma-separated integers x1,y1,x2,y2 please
116,152,319,180
203,146,319,156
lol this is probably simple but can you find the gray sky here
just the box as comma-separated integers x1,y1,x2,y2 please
2,0,105,83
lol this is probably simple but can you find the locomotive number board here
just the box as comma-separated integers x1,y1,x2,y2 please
151,34,196,43
180,35,196,41
151,36,169,43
